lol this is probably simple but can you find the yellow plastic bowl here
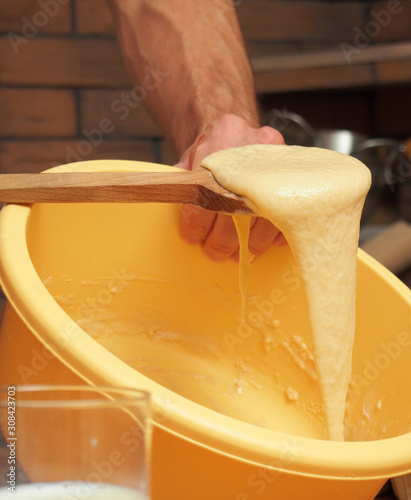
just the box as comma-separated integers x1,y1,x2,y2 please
1,160,411,500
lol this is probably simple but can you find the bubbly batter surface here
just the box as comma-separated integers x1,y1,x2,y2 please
202,144,371,440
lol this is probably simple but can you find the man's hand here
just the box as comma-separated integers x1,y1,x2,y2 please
176,114,286,262
109,2,286,261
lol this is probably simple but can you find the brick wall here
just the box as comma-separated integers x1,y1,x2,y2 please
1,0,411,174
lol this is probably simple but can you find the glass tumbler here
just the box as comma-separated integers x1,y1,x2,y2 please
0,385,151,499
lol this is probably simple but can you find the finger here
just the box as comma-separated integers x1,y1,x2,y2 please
274,232,287,246
231,217,280,262
257,125,285,145
179,205,216,244
248,217,282,257
201,214,239,261
176,133,205,171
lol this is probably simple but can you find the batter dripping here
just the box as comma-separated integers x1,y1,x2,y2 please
202,144,371,441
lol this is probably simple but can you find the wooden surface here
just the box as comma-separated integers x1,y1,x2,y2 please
0,169,253,215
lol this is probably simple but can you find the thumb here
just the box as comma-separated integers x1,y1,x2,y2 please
175,133,205,171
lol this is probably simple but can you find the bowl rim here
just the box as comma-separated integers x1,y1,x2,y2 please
1,159,411,480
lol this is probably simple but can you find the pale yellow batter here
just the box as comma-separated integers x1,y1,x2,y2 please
201,144,371,441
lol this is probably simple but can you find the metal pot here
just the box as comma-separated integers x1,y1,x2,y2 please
268,109,403,223
268,109,368,153
352,138,401,223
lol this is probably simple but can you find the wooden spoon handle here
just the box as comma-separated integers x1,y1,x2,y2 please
0,168,252,215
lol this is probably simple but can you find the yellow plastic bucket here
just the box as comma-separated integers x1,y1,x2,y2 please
1,160,411,500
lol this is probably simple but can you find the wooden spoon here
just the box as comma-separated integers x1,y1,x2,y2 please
0,168,253,215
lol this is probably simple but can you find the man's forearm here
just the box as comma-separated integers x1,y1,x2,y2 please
108,0,259,156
